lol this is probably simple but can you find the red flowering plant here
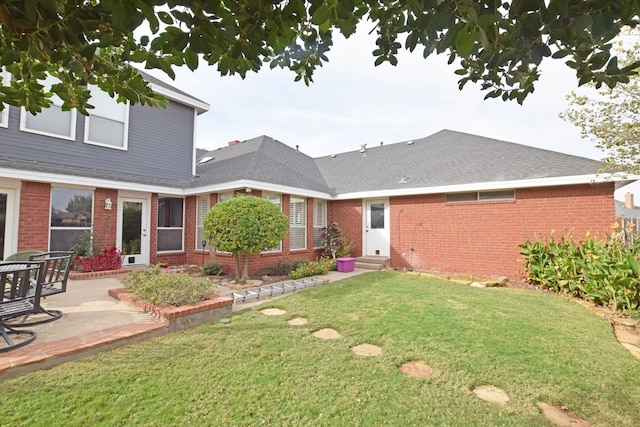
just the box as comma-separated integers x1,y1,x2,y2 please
73,247,122,272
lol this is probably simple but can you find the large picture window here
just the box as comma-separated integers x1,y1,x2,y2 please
84,84,129,149
20,75,76,140
290,197,306,251
312,200,327,248
157,197,184,252
196,195,210,250
50,187,93,251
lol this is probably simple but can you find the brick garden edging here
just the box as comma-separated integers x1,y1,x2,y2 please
69,269,134,280
108,288,234,332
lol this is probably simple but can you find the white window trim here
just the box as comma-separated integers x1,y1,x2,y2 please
196,195,211,251
289,197,307,251
20,106,77,141
312,200,327,249
0,70,9,128
83,84,130,150
262,193,282,253
157,196,185,253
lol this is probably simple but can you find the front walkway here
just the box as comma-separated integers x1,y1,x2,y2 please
0,269,369,380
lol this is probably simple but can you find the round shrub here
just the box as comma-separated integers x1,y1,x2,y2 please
123,266,215,306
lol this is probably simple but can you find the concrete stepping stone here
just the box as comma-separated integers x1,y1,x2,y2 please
350,343,382,356
312,328,340,339
399,361,433,378
537,402,592,427
261,308,286,316
287,317,308,326
472,385,509,406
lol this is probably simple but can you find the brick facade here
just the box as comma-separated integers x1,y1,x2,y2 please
17,181,51,252
388,183,616,278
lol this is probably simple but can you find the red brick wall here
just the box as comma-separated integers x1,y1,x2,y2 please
17,181,50,251
93,188,118,249
389,183,616,278
327,199,363,257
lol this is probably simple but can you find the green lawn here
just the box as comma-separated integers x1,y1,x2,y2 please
3,271,640,426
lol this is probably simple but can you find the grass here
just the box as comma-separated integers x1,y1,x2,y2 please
3,271,640,426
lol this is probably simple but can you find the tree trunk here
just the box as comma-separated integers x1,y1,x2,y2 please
241,253,250,282
233,253,241,281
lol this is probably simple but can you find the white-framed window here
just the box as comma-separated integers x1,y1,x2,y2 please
1,69,10,128
50,187,93,251
20,75,77,140
196,195,210,250
263,193,282,252
218,192,234,203
84,84,129,149
445,189,515,203
312,200,327,248
157,197,184,252
290,197,306,251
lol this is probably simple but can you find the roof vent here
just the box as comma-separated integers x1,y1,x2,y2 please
398,172,407,184
407,140,414,145
198,156,214,164
228,140,240,146
330,154,337,158
359,144,367,153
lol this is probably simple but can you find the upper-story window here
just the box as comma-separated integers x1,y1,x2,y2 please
0,69,9,128
20,75,77,140
84,84,129,149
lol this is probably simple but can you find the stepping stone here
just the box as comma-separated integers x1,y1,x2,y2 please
472,385,509,406
537,402,592,427
351,343,382,356
261,308,286,316
399,361,433,378
312,328,340,339
287,317,308,326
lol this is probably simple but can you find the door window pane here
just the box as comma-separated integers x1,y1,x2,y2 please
0,193,6,259
370,203,385,229
122,201,142,255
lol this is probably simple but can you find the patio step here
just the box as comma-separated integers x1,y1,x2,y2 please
355,256,389,270
228,277,329,304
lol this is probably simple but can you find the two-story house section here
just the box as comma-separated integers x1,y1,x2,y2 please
0,71,209,265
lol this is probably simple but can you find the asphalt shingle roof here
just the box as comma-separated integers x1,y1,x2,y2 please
314,130,605,194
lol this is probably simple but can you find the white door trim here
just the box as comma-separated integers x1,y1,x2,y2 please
363,198,390,257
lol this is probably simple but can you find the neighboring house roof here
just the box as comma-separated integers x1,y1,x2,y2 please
615,200,640,218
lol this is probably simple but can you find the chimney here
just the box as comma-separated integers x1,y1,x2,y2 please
228,140,240,146
625,192,635,209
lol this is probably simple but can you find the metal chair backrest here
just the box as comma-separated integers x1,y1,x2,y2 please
0,261,45,312
28,251,74,296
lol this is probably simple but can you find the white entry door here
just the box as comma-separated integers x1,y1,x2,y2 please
364,199,390,256
0,188,17,260
118,197,150,265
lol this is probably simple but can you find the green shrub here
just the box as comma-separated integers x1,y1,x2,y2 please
520,232,640,313
123,266,215,306
289,259,330,280
263,259,293,276
202,262,223,276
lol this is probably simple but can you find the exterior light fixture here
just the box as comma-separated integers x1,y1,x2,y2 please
104,198,112,210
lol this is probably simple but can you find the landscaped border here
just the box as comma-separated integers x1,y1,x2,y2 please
69,268,134,280
108,288,234,332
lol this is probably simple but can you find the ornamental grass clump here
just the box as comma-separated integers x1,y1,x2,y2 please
123,265,215,306
520,230,640,313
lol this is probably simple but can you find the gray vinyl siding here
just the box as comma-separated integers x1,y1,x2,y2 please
0,101,195,180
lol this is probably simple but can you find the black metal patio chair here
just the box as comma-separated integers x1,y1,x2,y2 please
0,261,45,352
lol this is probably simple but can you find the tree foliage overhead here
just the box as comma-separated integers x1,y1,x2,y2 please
1,0,639,114
203,195,288,281
562,41,640,175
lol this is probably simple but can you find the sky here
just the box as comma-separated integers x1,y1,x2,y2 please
145,27,638,201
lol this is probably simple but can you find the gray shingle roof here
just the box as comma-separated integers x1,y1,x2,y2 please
314,130,605,194
192,136,331,193
616,200,640,218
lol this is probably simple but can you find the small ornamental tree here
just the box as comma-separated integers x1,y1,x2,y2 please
320,221,343,260
203,195,288,282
